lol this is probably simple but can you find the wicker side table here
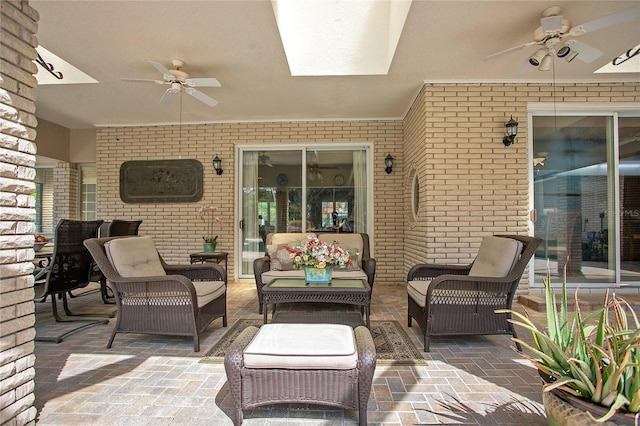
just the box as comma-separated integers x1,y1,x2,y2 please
224,325,376,426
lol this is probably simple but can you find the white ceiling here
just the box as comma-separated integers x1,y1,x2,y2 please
30,1,640,130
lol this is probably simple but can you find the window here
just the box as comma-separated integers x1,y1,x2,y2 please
238,146,372,277
34,168,54,237
532,112,640,286
79,164,96,220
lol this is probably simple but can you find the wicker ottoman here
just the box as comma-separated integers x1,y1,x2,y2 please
224,323,376,425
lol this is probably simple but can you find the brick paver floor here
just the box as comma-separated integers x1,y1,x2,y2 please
33,280,550,425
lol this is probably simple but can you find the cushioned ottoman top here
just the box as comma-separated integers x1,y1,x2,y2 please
243,323,357,370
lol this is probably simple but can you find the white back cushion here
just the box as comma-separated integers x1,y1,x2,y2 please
104,236,166,277
468,236,523,278
270,233,316,246
318,234,363,267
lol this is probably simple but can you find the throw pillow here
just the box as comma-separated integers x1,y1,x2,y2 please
342,247,362,269
266,244,295,271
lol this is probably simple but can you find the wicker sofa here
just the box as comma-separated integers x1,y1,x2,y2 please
253,232,376,313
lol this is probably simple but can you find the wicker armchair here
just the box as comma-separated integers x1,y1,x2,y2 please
407,234,542,352
84,236,227,352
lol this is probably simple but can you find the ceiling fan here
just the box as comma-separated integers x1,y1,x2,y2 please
307,151,339,182
258,152,274,167
485,5,640,71
122,59,221,106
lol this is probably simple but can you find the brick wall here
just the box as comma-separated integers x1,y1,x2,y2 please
95,121,405,284
52,162,77,224
402,82,640,292
0,0,40,424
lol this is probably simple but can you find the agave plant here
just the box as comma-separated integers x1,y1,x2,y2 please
498,266,640,422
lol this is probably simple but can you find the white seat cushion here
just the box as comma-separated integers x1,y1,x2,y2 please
105,236,166,277
407,280,430,308
243,323,357,369
192,280,225,307
468,236,523,278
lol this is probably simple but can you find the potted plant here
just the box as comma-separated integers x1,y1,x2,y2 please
197,205,223,253
499,266,640,425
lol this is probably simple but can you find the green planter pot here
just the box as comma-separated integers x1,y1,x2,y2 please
304,266,332,284
543,388,638,426
203,241,217,253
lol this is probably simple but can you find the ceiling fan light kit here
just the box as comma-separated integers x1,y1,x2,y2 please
555,41,571,58
538,54,553,71
485,5,639,71
122,59,221,107
529,48,547,66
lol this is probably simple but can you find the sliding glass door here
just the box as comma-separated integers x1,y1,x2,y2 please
532,113,640,285
238,146,371,278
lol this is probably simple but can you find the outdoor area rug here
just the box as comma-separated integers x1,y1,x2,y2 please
200,318,427,366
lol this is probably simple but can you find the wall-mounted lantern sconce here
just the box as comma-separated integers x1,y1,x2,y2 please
212,155,223,175
385,154,394,174
503,116,519,146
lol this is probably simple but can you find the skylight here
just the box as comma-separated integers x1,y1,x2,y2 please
35,46,98,85
594,44,640,74
271,0,412,76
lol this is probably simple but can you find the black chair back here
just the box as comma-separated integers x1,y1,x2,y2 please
44,219,104,295
105,220,142,237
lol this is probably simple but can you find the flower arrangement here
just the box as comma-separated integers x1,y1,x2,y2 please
288,236,352,269
197,205,223,244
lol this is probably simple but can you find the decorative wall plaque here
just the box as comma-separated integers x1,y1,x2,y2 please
119,159,203,203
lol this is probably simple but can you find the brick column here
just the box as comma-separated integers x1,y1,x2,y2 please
53,162,78,224
0,0,40,424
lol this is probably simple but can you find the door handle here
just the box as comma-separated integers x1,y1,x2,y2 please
239,219,244,230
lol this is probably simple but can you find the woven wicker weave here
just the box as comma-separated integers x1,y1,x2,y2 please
407,234,542,352
84,237,227,352
224,325,376,425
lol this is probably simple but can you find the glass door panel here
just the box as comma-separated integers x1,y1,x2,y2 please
239,146,370,279
533,115,615,284
306,149,361,233
619,116,640,282
240,149,303,275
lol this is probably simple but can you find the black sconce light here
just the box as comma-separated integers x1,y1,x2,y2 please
212,155,223,175
503,116,519,146
384,154,394,174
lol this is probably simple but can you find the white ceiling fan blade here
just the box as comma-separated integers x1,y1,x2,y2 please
568,40,603,63
185,87,218,107
485,41,538,60
121,78,165,84
569,7,640,36
159,88,178,104
149,61,173,79
540,15,564,33
184,78,221,88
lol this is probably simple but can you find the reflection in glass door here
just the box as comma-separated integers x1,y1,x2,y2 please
238,147,370,278
532,114,640,285
619,116,640,282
